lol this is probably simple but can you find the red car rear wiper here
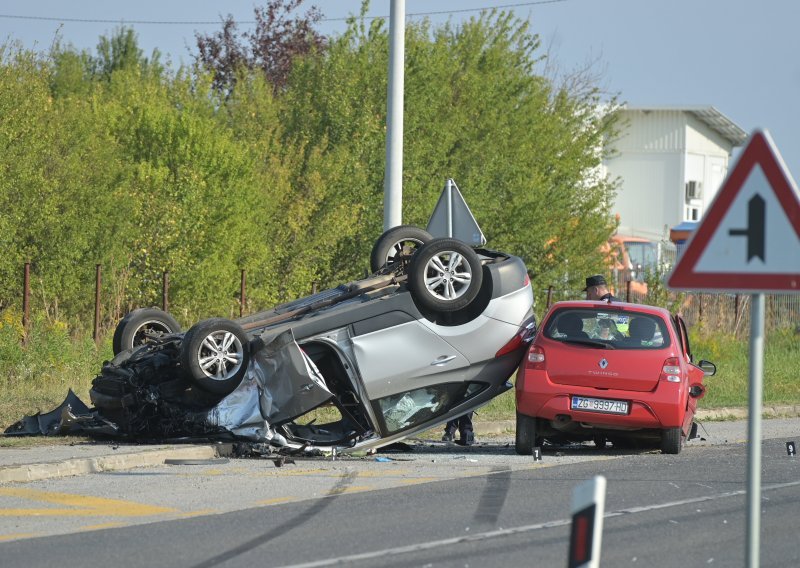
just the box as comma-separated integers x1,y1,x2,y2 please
561,338,616,349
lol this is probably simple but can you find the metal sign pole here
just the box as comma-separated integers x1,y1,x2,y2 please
446,179,453,238
383,0,405,231
745,292,765,567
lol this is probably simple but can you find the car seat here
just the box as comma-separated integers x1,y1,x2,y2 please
557,313,589,339
627,317,656,345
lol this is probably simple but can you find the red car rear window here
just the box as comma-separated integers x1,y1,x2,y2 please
544,308,669,349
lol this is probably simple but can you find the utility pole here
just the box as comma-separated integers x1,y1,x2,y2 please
383,0,405,230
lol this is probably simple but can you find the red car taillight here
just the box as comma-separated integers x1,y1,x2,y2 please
526,345,546,370
495,317,537,357
496,333,524,358
660,357,682,383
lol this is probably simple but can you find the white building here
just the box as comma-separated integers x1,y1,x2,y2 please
604,106,747,242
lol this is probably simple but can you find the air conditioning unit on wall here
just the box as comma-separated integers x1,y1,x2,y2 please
685,180,702,201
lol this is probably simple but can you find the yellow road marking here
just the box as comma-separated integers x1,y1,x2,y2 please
255,497,295,506
177,509,218,518
0,532,40,541
328,485,371,495
258,468,329,477
79,522,127,531
354,469,410,478
198,467,251,476
0,488,177,517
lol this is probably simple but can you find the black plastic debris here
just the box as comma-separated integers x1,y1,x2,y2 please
2,390,111,436
272,456,296,467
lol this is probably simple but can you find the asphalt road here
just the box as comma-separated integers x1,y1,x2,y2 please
0,419,798,568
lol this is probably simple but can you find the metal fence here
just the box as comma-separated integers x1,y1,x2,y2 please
17,263,260,344
14,260,800,342
677,293,800,334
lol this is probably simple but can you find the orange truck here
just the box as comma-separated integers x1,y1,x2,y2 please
607,235,676,299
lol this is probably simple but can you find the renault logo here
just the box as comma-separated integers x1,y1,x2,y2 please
599,358,609,369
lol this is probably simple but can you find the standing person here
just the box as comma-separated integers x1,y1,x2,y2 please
583,274,620,301
442,412,475,446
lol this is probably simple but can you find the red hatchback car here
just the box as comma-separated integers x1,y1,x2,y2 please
515,300,716,454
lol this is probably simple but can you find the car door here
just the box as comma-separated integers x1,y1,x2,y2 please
673,314,692,362
250,329,334,425
674,315,705,423
350,319,470,401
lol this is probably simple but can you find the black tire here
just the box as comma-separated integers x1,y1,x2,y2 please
180,318,250,395
515,412,538,455
112,308,181,355
408,238,483,313
370,225,433,273
660,427,684,454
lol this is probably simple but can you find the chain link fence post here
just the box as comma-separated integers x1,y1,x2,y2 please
93,264,102,344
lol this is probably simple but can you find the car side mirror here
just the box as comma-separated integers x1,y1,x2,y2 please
698,360,716,376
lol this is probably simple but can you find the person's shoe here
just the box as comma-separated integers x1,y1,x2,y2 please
442,432,455,442
456,431,475,446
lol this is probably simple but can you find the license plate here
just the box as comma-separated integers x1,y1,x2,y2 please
570,396,629,415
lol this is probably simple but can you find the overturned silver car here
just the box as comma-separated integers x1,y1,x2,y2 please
10,227,535,453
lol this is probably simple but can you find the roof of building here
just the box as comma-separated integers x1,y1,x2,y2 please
623,105,748,147
671,221,699,232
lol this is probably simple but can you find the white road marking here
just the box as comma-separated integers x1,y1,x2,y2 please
277,480,800,568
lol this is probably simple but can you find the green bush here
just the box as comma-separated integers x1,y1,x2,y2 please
691,328,800,408
0,313,111,429
1,11,620,333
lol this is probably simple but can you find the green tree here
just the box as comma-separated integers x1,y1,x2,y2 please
0,45,128,328
95,68,268,319
93,26,163,81
48,41,94,98
276,8,619,295
49,27,163,98
400,12,619,295
1,4,620,333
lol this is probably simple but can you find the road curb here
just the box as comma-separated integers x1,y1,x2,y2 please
0,445,224,484
1,406,797,483
693,404,800,421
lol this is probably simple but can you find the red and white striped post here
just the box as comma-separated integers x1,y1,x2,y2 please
567,475,606,568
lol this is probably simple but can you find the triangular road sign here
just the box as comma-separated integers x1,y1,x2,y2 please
668,130,800,293
426,179,487,246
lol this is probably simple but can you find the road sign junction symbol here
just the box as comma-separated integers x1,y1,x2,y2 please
668,130,800,293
